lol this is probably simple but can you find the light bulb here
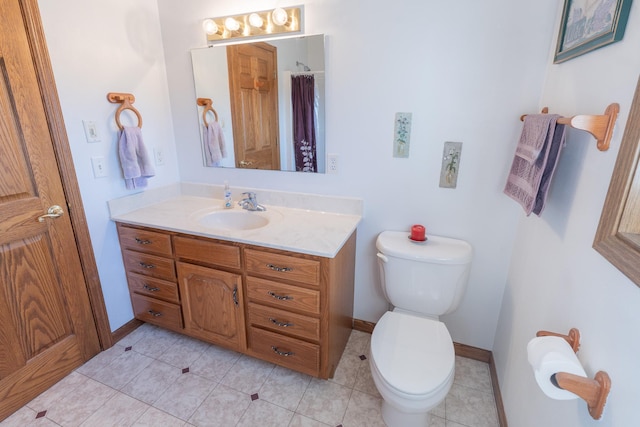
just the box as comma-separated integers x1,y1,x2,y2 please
225,17,240,32
271,8,289,26
202,19,218,35
249,13,264,28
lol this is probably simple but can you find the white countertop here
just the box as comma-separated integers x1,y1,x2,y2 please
109,185,362,258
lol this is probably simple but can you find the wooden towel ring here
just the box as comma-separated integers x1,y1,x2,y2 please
107,92,143,129
196,97,219,127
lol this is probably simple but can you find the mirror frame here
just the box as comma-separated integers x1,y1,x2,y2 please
593,76,640,287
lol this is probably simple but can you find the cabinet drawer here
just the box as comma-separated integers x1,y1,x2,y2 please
131,293,183,330
247,327,319,376
245,249,320,286
123,249,176,281
118,224,172,256
174,236,241,269
248,302,320,341
127,272,180,303
246,276,320,315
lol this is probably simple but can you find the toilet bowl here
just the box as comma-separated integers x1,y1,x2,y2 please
370,310,455,427
370,231,472,427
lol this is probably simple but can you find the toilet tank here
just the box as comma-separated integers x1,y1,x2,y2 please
376,231,472,317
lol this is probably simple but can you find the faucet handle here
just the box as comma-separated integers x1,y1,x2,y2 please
242,191,256,200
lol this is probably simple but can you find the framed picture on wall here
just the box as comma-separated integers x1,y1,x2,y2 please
554,0,633,63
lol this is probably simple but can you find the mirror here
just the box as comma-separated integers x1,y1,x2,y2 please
191,34,326,172
593,75,640,287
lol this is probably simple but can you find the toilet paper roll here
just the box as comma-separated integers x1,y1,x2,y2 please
527,336,587,400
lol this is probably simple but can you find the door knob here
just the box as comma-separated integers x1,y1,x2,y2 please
38,205,64,222
239,160,253,167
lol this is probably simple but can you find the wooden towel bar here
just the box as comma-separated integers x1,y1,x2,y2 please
520,103,619,151
107,92,143,129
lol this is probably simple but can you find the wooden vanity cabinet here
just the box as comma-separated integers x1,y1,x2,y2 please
244,232,357,379
116,222,356,379
116,223,183,332
174,236,246,352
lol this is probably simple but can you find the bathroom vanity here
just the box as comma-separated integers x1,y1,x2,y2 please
110,185,361,379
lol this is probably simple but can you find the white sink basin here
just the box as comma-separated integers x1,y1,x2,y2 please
197,210,271,231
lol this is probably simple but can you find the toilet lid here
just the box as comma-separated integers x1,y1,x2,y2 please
371,311,455,396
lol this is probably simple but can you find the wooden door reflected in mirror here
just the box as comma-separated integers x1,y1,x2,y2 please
594,76,640,287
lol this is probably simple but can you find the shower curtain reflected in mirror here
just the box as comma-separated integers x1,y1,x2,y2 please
291,75,317,172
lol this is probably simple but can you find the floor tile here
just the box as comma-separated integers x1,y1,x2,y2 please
296,378,352,426
132,407,186,426
219,354,275,394
237,399,294,427
79,392,149,426
341,390,385,427
90,348,154,390
260,365,312,411
43,375,118,426
130,325,181,358
188,384,250,427
152,372,216,421
158,334,211,368
0,407,59,427
189,344,241,382
454,355,493,392
288,414,332,427
120,360,182,404
445,382,499,427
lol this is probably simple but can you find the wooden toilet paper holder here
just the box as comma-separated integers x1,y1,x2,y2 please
536,328,611,420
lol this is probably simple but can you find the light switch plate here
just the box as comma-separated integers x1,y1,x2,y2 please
83,120,101,143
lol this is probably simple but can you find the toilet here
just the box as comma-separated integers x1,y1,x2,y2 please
370,231,472,427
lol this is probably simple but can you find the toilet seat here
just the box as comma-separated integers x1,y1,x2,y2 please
370,311,455,397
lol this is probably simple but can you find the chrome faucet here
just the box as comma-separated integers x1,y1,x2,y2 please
238,192,266,211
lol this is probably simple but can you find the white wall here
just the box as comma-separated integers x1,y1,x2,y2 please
493,1,640,425
157,0,557,350
38,0,180,331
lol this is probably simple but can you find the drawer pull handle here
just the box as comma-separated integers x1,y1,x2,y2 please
268,291,293,301
267,263,293,272
147,310,162,317
271,346,295,357
139,262,155,269
143,284,160,292
269,317,293,328
135,238,152,245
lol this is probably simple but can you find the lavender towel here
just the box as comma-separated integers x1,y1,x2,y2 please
515,114,559,162
203,121,227,166
504,115,566,216
118,126,155,190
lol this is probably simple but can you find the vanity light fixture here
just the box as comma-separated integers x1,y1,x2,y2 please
203,6,302,43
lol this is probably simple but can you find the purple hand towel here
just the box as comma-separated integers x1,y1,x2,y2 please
118,126,155,189
203,121,227,167
515,114,559,162
504,114,565,215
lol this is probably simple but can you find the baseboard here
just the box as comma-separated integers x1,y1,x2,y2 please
352,318,507,427
111,318,143,344
489,353,508,427
352,318,375,334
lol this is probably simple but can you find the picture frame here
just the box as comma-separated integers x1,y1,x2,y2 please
553,0,633,64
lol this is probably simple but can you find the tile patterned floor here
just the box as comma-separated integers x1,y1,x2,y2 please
1,324,499,427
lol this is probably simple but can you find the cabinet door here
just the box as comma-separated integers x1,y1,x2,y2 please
177,262,246,352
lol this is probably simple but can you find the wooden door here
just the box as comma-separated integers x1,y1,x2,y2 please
177,262,246,352
227,42,280,170
0,0,101,420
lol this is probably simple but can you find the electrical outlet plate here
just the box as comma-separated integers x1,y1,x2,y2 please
91,156,107,178
327,153,338,174
154,148,165,166
439,141,462,188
